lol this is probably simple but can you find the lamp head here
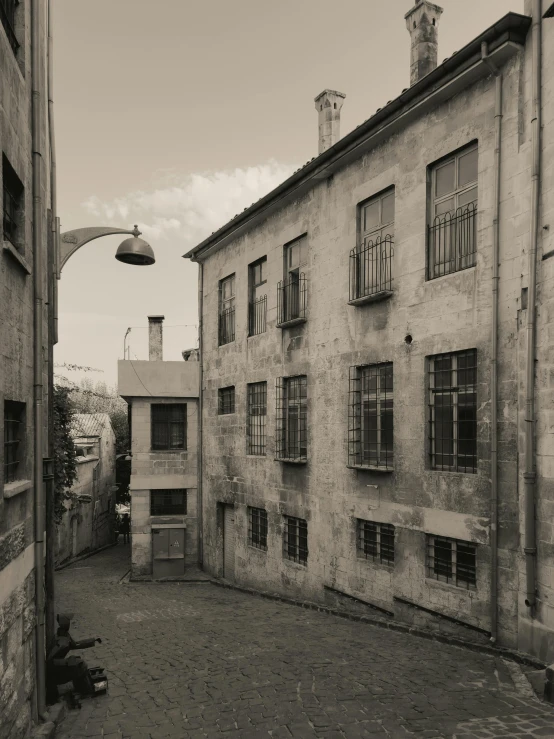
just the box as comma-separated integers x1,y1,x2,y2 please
115,225,155,266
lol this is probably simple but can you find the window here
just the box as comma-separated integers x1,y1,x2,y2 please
428,145,478,279
3,155,23,250
278,236,307,325
150,489,187,516
283,516,308,565
4,400,24,483
348,363,393,469
247,382,266,455
248,507,268,550
218,386,235,415
249,257,267,336
427,535,476,589
218,274,235,345
357,520,395,564
0,0,19,55
151,404,187,450
429,349,477,473
276,376,307,461
350,190,394,300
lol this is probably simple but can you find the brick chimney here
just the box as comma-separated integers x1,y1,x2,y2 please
405,1,443,86
314,89,346,155
148,315,164,361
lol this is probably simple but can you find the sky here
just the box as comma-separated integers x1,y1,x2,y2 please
54,0,524,389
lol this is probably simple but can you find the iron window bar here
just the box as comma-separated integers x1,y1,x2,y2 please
357,520,395,564
248,294,267,336
428,204,477,280
218,305,235,346
429,349,477,473
283,515,308,565
248,507,268,550
276,376,307,462
348,363,393,470
277,273,307,326
151,404,187,450
150,489,187,516
0,0,19,55
349,235,394,302
3,185,19,246
218,386,235,415
426,535,477,589
247,382,266,455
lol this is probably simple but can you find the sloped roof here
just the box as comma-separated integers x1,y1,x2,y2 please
70,413,112,439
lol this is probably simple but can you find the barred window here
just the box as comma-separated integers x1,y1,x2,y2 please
249,257,267,336
348,363,393,469
283,516,308,565
248,507,268,550
247,382,266,455
151,489,187,516
4,400,24,483
151,404,187,450
427,535,476,589
276,376,307,461
3,154,23,251
356,520,395,564
219,274,235,346
218,386,235,415
429,349,477,473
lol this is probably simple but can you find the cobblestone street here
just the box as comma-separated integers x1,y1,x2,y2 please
53,545,554,739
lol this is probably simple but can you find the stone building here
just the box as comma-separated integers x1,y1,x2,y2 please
185,2,554,663
0,1,54,736
118,316,200,579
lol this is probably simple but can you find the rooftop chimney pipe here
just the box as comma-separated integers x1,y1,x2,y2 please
314,89,346,155
148,315,164,361
405,1,443,86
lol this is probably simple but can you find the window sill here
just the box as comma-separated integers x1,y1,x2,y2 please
3,479,32,499
150,449,187,453
248,332,267,339
276,317,307,329
426,576,476,593
429,467,477,476
76,455,99,464
246,454,267,459
218,341,235,348
3,241,31,274
356,555,395,568
347,465,393,473
426,264,476,283
283,557,308,568
275,457,307,465
248,544,268,553
348,290,393,306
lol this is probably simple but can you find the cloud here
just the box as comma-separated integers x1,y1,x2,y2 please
82,159,297,247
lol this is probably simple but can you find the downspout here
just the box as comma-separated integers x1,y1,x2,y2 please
481,42,502,644
524,0,542,613
197,261,204,566
31,0,46,716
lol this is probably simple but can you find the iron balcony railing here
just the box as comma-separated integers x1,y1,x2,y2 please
248,294,267,336
218,306,235,346
0,0,19,54
277,274,307,326
428,203,477,279
349,235,394,301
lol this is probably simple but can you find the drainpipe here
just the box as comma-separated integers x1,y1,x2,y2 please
481,42,502,644
197,261,204,566
32,0,46,717
524,0,542,613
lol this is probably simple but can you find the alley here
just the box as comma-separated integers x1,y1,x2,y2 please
53,545,554,739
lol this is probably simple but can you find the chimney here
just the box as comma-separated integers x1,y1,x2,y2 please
314,89,346,155
405,1,443,86
148,315,164,361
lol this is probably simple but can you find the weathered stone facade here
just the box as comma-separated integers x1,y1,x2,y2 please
187,6,554,663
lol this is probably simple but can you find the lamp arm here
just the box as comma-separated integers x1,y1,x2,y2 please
58,225,141,276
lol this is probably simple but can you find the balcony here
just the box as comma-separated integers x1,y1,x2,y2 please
349,235,394,306
428,204,476,280
218,306,235,346
248,295,267,337
277,274,307,328
0,0,19,54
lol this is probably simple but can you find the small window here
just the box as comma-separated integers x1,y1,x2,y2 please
248,257,267,336
219,274,235,345
0,0,20,55
151,404,187,450
429,349,477,473
427,535,476,589
276,376,307,461
283,515,308,566
4,400,25,483
357,520,395,564
348,363,393,469
247,382,266,455
3,154,24,251
150,489,187,516
248,507,268,550
218,386,235,415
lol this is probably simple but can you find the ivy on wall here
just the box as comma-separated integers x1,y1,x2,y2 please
52,386,77,524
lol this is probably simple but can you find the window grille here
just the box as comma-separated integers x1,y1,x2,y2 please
151,404,187,450
0,0,19,54
350,235,394,301
356,520,395,564
248,507,268,550
428,145,478,279
247,382,266,455
218,274,235,345
277,273,307,325
4,400,24,483
249,258,267,336
218,386,235,415
283,516,308,565
348,363,393,469
150,489,187,516
276,376,307,461
3,155,23,249
427,535,476,589
429,349,477,473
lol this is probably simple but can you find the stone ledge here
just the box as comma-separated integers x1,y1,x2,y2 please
3,241,32,274
3,479,32,499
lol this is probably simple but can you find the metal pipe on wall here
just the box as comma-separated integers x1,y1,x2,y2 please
197,261,204,566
